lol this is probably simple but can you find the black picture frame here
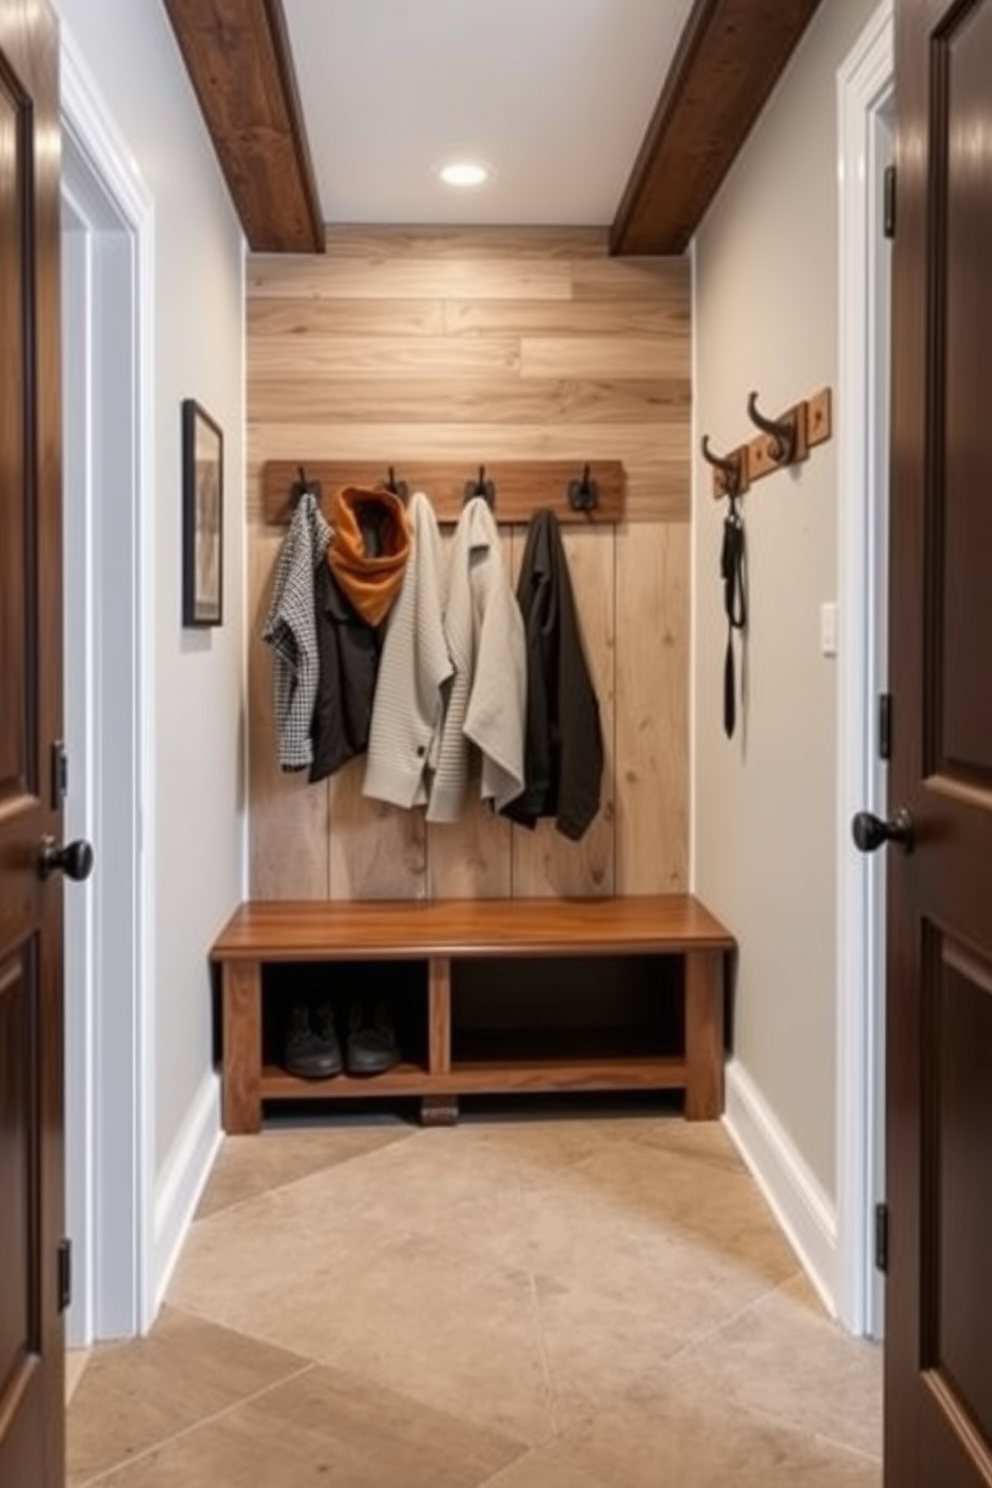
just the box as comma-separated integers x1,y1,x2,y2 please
182,398,224,627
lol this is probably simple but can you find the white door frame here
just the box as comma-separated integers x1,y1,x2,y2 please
61,29,157,1340
835,0,894,1338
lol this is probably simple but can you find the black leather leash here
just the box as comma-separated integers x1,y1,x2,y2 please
720,492,747,738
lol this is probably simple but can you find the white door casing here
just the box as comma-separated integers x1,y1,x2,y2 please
60,27,157,1341
835,0,894,1338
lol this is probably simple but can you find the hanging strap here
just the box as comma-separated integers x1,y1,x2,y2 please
720,494,747,738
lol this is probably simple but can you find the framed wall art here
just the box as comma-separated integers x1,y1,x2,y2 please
182,398,224,627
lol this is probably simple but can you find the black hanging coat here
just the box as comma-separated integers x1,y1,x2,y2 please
501,509,602,841
309,564,382,783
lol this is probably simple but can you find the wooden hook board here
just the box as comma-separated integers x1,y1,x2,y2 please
263,460,626,526
709,387,832,498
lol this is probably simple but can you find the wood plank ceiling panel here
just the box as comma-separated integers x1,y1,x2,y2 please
610,0,825,256
162,0,324,253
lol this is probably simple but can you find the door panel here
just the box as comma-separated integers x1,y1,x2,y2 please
0,950,35,1391
933,941,992,1445
0,2,66,1486
886,0,992,1485
0,75,31,805
937,1,992,779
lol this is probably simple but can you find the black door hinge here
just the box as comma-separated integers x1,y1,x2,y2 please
58,1238,72,1312
878,693,892,761
883,165,896,239
874,1202,889,1274
51,740,68,807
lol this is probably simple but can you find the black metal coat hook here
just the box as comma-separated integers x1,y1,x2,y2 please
746,391,797,465
383,464,408,499
701,435,745,497
568,462,599,514
464,463,496,509
291,464,320,505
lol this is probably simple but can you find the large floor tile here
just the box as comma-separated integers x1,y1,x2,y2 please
169,1133,525,1339
673,1275,883,1460
531,1275,687,1431
67,1308,309,1486
291,1229,555,1448
450,1105,667,1182
66,1350,90,1405
196,1116,413,1219
482,1447,619,1488
86,1360,524,1488
627,1112,752,1173
547,1136,797,1262
553,1375,882,1488
513,1160,797,1339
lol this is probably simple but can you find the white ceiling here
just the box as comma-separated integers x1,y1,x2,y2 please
281,0,696,227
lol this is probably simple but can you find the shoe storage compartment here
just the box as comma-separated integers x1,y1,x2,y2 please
262,959,430,1095
211,896,735,1132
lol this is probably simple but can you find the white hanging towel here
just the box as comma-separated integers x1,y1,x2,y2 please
363,491,453,808
427,495,526,822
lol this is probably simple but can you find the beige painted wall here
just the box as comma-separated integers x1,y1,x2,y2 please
247,229,690,900
692,0,879,1197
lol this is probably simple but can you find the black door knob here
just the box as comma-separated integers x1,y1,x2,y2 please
851,809,914,854
37,836,95,882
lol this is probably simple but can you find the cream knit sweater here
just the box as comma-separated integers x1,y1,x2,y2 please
427,496,526,822
363,491,452,808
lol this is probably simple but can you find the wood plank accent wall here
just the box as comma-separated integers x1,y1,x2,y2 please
246,226,690,900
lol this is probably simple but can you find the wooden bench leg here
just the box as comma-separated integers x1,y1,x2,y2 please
420,1095,458,1127
222,960,262,1134
684,949,724,1120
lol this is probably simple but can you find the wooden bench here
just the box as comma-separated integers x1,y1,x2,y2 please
210,895,736,1133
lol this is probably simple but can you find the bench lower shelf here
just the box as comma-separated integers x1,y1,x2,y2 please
260,1055,688,1102
211,896,736,1133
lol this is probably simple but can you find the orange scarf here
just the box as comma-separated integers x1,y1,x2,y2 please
326,486,411,628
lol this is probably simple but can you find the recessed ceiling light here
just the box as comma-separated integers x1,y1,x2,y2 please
437,160,491,189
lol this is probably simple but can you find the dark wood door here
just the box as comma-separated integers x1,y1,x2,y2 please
0,1,67,1485
886,1,992,1484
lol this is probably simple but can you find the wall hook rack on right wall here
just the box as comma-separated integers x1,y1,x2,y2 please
707,385,832,498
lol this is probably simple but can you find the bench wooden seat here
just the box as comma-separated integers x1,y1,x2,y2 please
210,895,736,1133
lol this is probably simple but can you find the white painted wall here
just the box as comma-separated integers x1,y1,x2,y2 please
692,0,878,1200
52,1,245,1183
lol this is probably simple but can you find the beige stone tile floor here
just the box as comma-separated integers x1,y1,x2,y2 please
67,1350,91,1404
67,1103,882,1487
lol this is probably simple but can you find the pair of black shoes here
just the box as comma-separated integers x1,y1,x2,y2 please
282,994,400,1080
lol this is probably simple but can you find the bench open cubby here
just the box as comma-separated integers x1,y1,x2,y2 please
260,958,432,1095
210,896,736,1132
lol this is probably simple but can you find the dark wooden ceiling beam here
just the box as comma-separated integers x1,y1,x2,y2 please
611,0,824,256
162,0,324,253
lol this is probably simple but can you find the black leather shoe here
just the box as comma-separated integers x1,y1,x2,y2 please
346,997,400,1076
282,998,343,1080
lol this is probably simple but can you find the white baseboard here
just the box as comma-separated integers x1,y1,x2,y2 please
152,1070,222,1314
723,1059,838,1317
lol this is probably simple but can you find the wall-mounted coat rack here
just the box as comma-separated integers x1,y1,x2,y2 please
703,386,832,498
263,459,626,526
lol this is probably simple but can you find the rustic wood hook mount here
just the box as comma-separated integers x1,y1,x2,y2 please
264,459,626,525
705,386,832,498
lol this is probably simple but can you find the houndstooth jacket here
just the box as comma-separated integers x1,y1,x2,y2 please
262,489,331,770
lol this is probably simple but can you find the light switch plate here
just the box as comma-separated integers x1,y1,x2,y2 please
820,601,839,657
